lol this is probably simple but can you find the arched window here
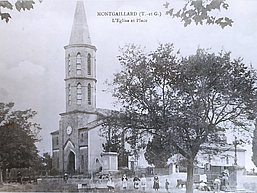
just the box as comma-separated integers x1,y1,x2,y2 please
81,133,84,143
76,53,81,63
67,54,71,76
87,53,91,75
68,84,71,105
76,53,82,75
88,83,91,105
56,137,59,146
77,83,82,104
81,155,84,170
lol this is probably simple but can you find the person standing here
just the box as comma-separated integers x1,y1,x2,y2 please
141,174,147,191
17,171,22,184
107,177,115,191
122,174,128,190
165,179,170,192
63,173,68,183
221,170,229,191
133,175,140,189
213,177,221,192
153,174,159,191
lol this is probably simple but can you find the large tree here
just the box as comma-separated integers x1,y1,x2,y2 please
0,102,41,181
103,44,257,193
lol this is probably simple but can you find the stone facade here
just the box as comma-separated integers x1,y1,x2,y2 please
51,1,105,175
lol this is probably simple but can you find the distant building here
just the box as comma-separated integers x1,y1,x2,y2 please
51,1,108,175
196,145,246,182
207,146,246,168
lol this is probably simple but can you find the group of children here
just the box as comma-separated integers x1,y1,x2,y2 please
107,173,171,192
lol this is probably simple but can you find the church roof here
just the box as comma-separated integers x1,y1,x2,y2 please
96,108,112,116
78,119,103,131
50,130,59,135
69,1,91,45
78,108,111,131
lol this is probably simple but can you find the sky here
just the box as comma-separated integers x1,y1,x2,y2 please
0,0,256,169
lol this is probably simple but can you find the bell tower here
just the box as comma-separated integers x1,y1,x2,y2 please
52,1,108,175
64,1,96,113
53,1,99,174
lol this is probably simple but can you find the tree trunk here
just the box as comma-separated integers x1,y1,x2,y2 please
186,160,194,193
2,169,6,182
120,130,126,167
0,168,3,184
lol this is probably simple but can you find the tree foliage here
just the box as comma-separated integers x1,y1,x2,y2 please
144,136,172,168
101,123,123,153
252,121,257,167
164,0,233,28
0,102,41,171
0,0,42,23
103,44,257,193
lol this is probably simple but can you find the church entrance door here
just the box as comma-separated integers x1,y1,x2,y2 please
67,151,75,174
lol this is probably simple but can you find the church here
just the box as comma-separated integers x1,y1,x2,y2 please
51,1,112,175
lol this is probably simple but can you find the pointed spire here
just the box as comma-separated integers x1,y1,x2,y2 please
69,1,91,45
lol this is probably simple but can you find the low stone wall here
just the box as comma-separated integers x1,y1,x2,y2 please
35,173,188,192
36,176,91,192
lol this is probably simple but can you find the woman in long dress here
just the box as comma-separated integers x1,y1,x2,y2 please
133,176,140,189
122,174,128,189
153,174,159,191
